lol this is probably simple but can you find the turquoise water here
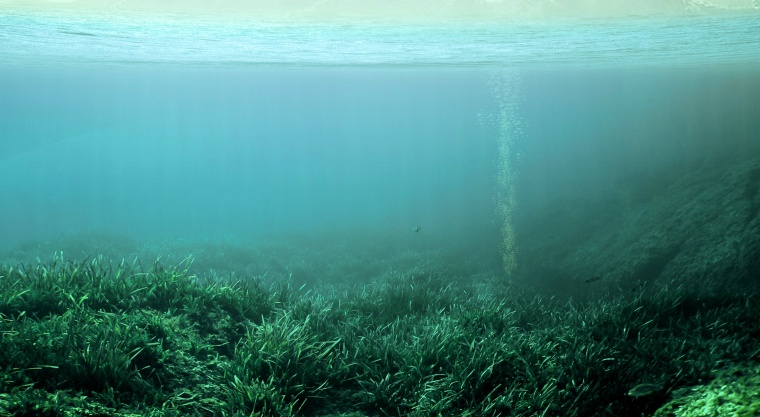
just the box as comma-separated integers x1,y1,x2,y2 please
1,11,759,68
1,10,759,261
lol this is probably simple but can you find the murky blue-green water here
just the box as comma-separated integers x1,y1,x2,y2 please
1,10,759,263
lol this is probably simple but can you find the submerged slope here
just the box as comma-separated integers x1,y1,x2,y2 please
516,152,760,295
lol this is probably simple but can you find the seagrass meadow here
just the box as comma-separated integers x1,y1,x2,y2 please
0,233,759,417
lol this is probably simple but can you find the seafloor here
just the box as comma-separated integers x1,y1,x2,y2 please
1,152,759,417
0,246,757,417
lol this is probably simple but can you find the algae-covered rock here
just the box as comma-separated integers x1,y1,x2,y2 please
654,363,760,417
516,153,760,296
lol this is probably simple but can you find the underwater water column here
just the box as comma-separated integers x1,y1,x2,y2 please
492,71,524,276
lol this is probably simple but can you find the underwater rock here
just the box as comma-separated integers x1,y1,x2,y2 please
653,363,760,417
516,153,760,295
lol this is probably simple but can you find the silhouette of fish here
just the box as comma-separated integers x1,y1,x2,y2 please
583,275,602,283
412,226,421,233
627,382,663,397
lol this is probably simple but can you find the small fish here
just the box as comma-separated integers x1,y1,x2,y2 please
627,382,663,397
412,226,421,233
583,275,602,283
